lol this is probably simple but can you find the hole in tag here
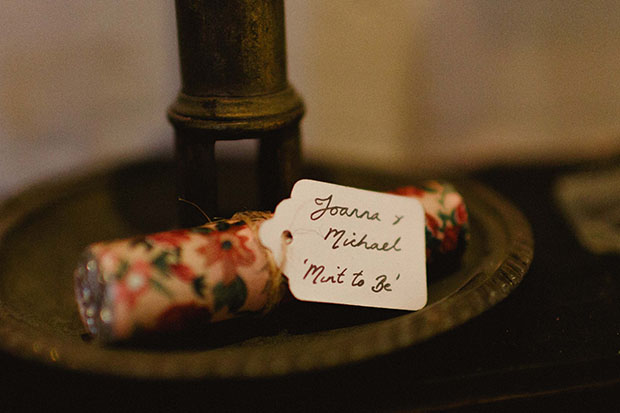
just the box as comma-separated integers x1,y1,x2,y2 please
282,230,293,244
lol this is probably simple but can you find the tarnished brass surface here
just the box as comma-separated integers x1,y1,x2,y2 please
169,88,304,132
0,159,533,379
169,0,304,225
174,0,287,98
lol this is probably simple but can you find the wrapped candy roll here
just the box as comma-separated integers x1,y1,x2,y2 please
75,181,468,342
75,213,280,343
390,180,469,264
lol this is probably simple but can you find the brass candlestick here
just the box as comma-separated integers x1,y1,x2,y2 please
168,0,304,226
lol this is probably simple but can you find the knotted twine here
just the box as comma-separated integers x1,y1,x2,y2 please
229,211,288,313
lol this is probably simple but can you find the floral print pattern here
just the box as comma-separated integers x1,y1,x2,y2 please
116,260,152,308
146,229,191,248
76,181,468,342
79,218,271,342
196,226,255,285
391,180,469,264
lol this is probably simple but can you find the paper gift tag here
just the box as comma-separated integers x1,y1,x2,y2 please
259,179,427,311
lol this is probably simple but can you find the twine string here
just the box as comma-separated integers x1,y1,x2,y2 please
230,211,288,313
177,197,212,222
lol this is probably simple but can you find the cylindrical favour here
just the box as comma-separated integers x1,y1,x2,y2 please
75,181,468,342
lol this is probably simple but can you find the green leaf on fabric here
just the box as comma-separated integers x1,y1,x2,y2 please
419,184,437,193
192,275,206,298
129,236,153,250
190,227,214,235
442,182,458,194
115,260,130,280
149,278,174,299
215,221,231,232
438,210,455,228
152,251,174,276
213,276,247,313
438,182,457,207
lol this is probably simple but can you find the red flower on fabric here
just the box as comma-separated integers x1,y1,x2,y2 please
440,225,460,253
147,229,191,248
117,260,152,308
390,185,426,198
196,227,255,285
155,303,211,332
170,263,195,283
455,202,468,225
425,213,440,237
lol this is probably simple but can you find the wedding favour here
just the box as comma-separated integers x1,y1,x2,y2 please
74,181,469,342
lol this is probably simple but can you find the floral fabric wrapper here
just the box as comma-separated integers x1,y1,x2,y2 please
75,181,468,342
390,181,469,265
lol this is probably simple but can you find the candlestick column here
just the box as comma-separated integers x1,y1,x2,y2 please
169,0,304,226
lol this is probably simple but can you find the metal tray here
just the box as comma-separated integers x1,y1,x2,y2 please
0,159,533,379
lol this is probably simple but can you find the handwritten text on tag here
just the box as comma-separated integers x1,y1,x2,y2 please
259,180,427,311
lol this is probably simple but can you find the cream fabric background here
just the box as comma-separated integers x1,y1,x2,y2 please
1,1,619,197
